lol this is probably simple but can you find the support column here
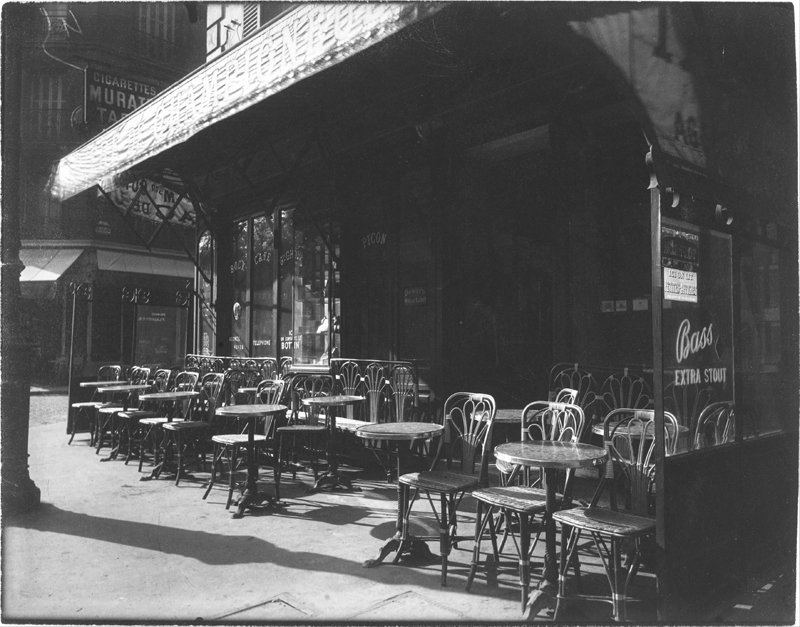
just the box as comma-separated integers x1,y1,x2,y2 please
1,4,40,513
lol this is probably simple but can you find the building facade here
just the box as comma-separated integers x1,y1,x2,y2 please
10,2,206,384
47,3,797,619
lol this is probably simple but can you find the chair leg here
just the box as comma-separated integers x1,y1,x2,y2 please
226,444,239,509
466,500,484,591
439,493,450,587
519,512,530,613
203,442,223,501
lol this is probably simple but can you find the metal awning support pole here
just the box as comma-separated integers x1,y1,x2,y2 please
97,184,153,250
66,285,78,435
648,147,668,620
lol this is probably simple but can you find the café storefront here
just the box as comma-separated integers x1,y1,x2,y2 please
49,3,797,620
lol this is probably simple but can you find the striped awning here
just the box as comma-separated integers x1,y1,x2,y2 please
49,3,443,202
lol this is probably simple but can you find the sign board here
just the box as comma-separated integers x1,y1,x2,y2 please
662,226,699,303
100,179,196,228
404,287,427,306
86,67,161,129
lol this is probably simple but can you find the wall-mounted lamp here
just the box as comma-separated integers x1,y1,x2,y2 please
715,204,733,226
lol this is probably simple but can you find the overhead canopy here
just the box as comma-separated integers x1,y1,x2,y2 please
49,2,443,202
19,248,83,282
96,250,194,278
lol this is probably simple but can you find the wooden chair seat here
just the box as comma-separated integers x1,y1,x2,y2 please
212,433,269,446
139,416,187,426
276,424,327,434
470,485,551,514
162,420,208,431
553,507,655,538
399,469,480,494
71,401,104,409
118,410,160,420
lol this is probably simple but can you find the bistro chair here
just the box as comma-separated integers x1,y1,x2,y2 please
94,366,150,455
136,370,200,472
552,409,679,622
466,401,585,612
113,369,173,463
276,374,332,482
160,371,228,486
693,401,735,450
68,364,122,445
397,392,496,586
203,378,286,508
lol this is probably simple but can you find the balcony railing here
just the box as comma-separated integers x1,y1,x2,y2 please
21,108,81,143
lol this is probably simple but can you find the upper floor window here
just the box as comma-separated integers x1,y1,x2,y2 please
137,3,177,63
28,74,66,140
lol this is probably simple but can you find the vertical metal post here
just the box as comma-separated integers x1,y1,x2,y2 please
648,148,667,619
66,286,78,433
272,209,281,361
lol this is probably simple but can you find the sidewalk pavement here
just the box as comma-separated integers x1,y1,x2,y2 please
2,393,796,624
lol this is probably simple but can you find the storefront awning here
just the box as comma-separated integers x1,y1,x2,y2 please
96,250,194,278
19,248,83,282
49,3,443,202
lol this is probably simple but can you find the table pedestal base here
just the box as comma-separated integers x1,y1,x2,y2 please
362,533,439,568
308,471,360,493
231,487,283,519
523,581,557,620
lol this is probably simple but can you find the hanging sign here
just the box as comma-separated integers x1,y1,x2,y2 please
662,226,699,303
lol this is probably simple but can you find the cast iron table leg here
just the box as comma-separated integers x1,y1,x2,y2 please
232,415,277,518
363,441,436,568
524,466,558,619
310,412,356,492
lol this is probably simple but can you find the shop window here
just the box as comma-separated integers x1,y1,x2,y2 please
291,221,340,366
251,215,275,357
738,240,783,436
661,221,734,453
197,229,216,356
134,304,187,366
27,73,66,140
231,220,250,356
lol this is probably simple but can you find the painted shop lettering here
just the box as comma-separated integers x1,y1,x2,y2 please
280,249,294,265
675,319,713,364
254,251,271,265
362,232,386,248
230,259,246,274
674,367,727,386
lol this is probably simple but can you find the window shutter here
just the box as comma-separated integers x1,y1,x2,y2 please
242,3,259,38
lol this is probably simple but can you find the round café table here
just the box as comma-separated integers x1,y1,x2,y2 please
300,395,364,493
79,380,125,388
494,440,608,617
214,404,288,518
591,421,690,455
357,422,445,568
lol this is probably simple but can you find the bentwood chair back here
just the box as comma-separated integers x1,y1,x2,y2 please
599,370,652,415
693,401,735,450
255,378,286,406
390,363,418,422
